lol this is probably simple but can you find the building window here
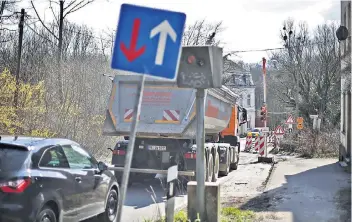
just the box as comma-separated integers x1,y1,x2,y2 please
247,94,251,106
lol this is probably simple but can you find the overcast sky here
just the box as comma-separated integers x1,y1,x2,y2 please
21,0,341,63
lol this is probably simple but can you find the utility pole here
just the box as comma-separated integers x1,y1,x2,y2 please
57,0,64,102
262,57,267,128
13,8,25,108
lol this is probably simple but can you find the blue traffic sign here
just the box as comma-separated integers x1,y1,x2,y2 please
111,4,186,80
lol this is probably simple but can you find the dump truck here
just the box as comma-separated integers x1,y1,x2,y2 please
102,73,245,184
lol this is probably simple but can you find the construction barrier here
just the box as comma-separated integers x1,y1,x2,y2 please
258,136,265,156
254,136,259,151
245,136,252,151
267,131,275,143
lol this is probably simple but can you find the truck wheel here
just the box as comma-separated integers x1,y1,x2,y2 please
230,149,239,170
219,150,230,176
212,152,219,182
206,154,214,182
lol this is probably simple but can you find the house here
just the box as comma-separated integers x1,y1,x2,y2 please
339,0,351,166
225,70,256,134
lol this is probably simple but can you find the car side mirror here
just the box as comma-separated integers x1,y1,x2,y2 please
107,148,113,152
98,161,108,172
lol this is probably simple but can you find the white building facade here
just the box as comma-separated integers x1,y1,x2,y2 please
339,0,351,166
226,71,256,134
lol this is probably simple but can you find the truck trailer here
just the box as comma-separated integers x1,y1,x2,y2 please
102,74,246,184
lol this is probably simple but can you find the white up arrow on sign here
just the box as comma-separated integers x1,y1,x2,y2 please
150,20,177,66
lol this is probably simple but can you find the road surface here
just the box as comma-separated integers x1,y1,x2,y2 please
258,158,351,222
87,138,275,222
115,139,247,221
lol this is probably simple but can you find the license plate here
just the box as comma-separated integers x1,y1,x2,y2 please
148,145,167,151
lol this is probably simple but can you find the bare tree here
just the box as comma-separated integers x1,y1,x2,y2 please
30,0,95,102
270,19,340,128
182,19,224,46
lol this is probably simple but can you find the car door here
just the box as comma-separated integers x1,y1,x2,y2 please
61,144,103,219
37,146,80,220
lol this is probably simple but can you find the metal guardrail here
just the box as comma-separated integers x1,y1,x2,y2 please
108,167,195,177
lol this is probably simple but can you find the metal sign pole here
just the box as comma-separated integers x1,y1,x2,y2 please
116,75,145,222
165,165,178,222
196,88,206,221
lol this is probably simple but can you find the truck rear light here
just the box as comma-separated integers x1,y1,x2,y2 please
113,150,126,155
0,178,31,193
184,153,196,159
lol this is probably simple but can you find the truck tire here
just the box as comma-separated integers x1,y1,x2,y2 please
230,150,239,170
219,149,230,176
212,152,219,182
206,154,214,182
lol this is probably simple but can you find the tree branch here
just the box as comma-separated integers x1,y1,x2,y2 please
25,22,56,44
30,0,59,40
64,0,94,18
49,0,60,26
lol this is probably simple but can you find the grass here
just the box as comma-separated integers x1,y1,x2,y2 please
221,207,256,222
145,208,256,222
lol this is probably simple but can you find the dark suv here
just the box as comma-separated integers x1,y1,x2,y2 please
0,136,119,222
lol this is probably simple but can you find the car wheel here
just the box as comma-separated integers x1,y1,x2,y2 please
98,189,119,222
36,207,57,222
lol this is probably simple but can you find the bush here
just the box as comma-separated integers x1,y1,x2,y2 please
280,128,339,158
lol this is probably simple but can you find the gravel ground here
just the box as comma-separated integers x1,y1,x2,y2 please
220,152,274,207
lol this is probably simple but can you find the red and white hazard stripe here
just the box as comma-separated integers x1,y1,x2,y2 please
267,131,274,143
254,136,260,151
258,136,265,156
124,109,140,121
162,110,180,121
245,136,252,151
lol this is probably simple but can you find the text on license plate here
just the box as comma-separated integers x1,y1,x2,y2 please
148,145,167,151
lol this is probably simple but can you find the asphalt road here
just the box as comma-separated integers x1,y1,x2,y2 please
86,138,248,222
119,139,248,222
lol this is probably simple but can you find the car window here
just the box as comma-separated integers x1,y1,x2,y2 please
39,146,69,168
0,144,29,172
62,145,97,169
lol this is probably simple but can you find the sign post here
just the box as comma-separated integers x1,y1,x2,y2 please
111,4,186,221
285,114,295,133
195,88,206,220
177,46,223,221
274,125,285,150
165,165,178,222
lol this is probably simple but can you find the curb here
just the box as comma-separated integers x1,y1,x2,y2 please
261,161,276,192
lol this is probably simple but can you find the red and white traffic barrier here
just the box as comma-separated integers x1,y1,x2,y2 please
245,136,252,151
266,131,275,143
258,136,265,156
254,136,260,151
